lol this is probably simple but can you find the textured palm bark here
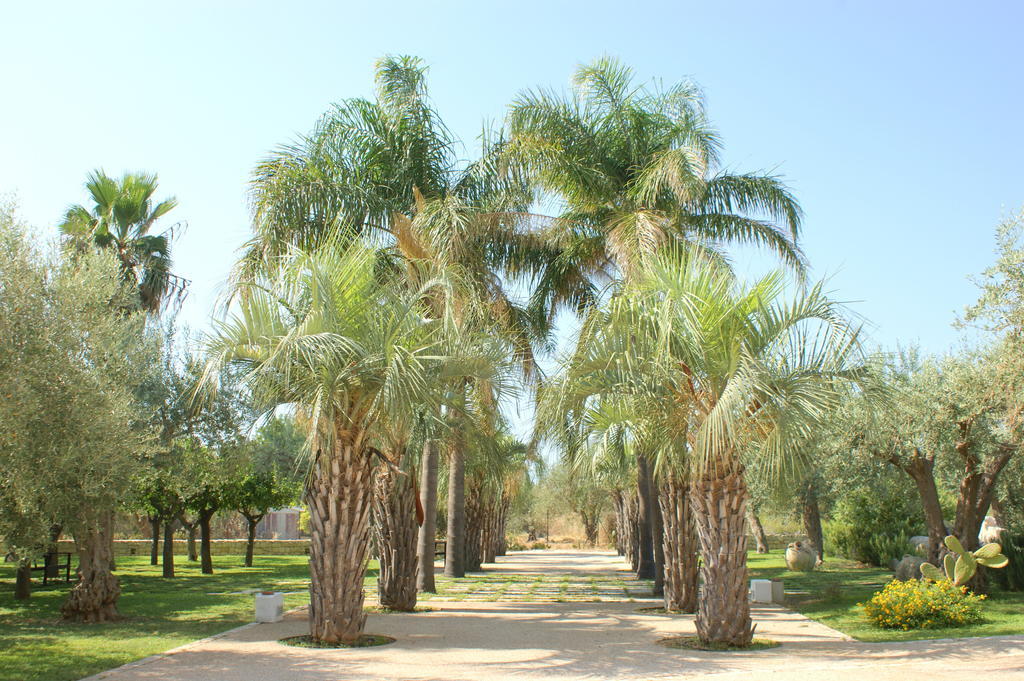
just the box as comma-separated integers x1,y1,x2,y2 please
416,440,438,592
444,433,466,578
481,504,497,564
611,491,625,555
645,461,666,596
373,466,419,611
747,508,770,553
495,497,510,556
463,485,484,572
660,474,698,613
625,493,639,571
307,437,375,644
634,454,656,580
692,469,752,646
62,511,120,622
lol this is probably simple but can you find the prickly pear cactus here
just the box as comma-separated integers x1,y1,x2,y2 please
919,535,1009,585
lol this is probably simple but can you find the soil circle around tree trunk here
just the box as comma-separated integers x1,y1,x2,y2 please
634,606,688,615
364,605,436,614
278,634,396,649
656,636,780,652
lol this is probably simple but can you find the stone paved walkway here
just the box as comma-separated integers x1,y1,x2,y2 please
415,550,654,602
83,550,1024,681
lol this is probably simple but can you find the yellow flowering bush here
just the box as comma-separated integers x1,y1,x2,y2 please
861,579,985,630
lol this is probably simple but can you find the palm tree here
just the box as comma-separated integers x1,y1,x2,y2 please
371,405,430,611
374,330,513,605
243,56,544,586
462,426,529,570
544,247,861,645
506,56,804,315
516,58,813,627
60,170,186,312
203,237,492,644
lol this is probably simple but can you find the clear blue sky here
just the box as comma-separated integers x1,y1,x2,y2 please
3,0,1022,433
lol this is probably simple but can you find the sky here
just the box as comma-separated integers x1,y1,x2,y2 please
2,0,1022,441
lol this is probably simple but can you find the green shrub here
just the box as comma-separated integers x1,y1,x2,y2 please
861,578,986,630
826,488,921,567
529,541,549,550
992,532,1024,591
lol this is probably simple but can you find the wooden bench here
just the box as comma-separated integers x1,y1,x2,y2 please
434,540,446,560
31,552,72,585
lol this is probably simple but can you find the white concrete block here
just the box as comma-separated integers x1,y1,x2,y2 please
771,579,785,604
750,578,773,603
255,591,284,623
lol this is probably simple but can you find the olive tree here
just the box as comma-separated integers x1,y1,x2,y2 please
0,203,153,621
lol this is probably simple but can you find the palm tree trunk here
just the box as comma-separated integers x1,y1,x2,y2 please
463,485,484,572
643,456,665,596
625,493,639,570
496,497,509,556
692,468,752,646
660,473,699,613
149,515,160,566
747,508,770,553
306,437,375,644
416,440,438,592
635,454,656,580
482,504,497,564
62,510,120,622
373,466,419,611
612,490,628,556
199,511,214,574
444,433,466,578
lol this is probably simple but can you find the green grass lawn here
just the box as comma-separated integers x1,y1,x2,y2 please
747,551,1024,641
0,555,373,681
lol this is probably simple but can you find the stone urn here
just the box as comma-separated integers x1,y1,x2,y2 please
785,541,817,571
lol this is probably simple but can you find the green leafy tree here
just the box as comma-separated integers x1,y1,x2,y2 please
226,468,300,567
180,443,246,574
535,462,607,546
832,347,1019,584
250,415,307,481
132,340,255,576
0,203,154,620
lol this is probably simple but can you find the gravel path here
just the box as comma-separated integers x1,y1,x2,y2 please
81,550,1024,681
